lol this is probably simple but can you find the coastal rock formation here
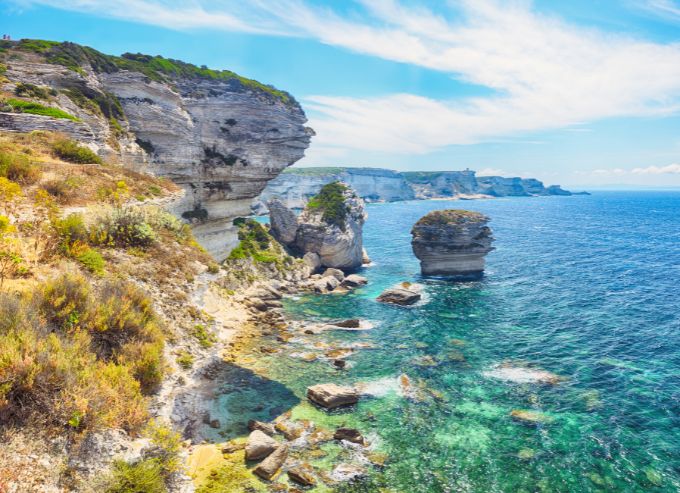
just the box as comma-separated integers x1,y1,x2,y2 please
255,167,576,212
0,40,312,259
269,182,367,270
307,383,359,409
411,210,494,277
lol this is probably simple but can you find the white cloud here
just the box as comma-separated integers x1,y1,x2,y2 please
631,163,680,174
637,0,680,22
16,0,680,155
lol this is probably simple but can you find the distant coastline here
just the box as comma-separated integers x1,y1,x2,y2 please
253,166,589,213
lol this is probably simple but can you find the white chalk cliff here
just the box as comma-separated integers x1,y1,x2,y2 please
0,40,313,259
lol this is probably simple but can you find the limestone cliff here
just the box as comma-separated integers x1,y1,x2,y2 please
255,167,574,212
411,210,494,277
0,39,313,259
269,182,367,270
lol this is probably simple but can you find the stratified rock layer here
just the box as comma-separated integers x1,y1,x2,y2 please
411,210,494,277
0,41,313,259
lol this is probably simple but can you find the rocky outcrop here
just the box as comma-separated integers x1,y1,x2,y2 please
411,210,494,277
255,167,575,212
0,40,313,259
269,182,367,270
307,383,359,409
253,444,288,479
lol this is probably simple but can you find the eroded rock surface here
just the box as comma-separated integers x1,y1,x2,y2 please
307,383,359,409
269,182,367,270
411,209,494,277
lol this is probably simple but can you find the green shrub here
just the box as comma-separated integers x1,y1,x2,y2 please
14,82,54,100
0,150,41,184
89,207,157,248
52,138,102,163
105,459,166,493
306,181,350,230
190,324,216,349
4,98,80,121
55,213,89,251
176,351,194,369
76,248,105,275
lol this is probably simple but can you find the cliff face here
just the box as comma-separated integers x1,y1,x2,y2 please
255,167,572,211
0,40,313,259
411,210,494,277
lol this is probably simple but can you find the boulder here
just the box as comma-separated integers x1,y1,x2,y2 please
510,409,553,425
303,252,322,273
362,248,371,265
307,384,359,409
268,197,299,244
313,276,340,293
253,444,288,480
376,287,421,306
245,430,278,461
342,274,368,288
288,463,317,487
247,420,276,436
411,210,494,277
333,428,365,445
322,268,345,282
330,463,367,482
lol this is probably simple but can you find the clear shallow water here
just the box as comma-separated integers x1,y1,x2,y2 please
218,192,680,492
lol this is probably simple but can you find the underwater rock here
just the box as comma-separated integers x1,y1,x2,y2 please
510,409,553,425
376,287,421,306
483,363,564,385
247,420,276,436
333,359,347,369
334,428,365,445
253,444,288,480
274,420,306,440
288,463,317,487
307,383,359,409
245,430,278,461
330,463,367,482
332,319,361,328
411,209,494,277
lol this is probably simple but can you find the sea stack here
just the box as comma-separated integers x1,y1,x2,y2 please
269,182,367,271
411,210,494,277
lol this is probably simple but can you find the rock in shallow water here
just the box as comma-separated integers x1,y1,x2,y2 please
253,444,288,480
307,383,359,409
377,287,421,306
411,209,494,277
245,430,278,461
287,462,317,487
333,428,365,445
247,420,276,436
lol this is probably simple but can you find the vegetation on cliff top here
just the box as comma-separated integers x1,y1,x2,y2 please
282,166,345,176
6,39,294,105
414,209,488,226
306,181,351,230
228,218,292,269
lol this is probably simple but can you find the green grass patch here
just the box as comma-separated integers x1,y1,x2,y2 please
4,98,80,121
190,324,216,349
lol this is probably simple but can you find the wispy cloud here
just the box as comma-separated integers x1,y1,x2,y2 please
636,0,680,22
15,0,680,159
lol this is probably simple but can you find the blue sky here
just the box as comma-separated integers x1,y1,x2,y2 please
3,0,680,188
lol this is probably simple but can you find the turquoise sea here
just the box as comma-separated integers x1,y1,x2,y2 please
215,192,680,492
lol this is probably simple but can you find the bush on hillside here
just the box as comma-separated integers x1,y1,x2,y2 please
52,138,102,164
0,150,41,184
0,274,164,432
